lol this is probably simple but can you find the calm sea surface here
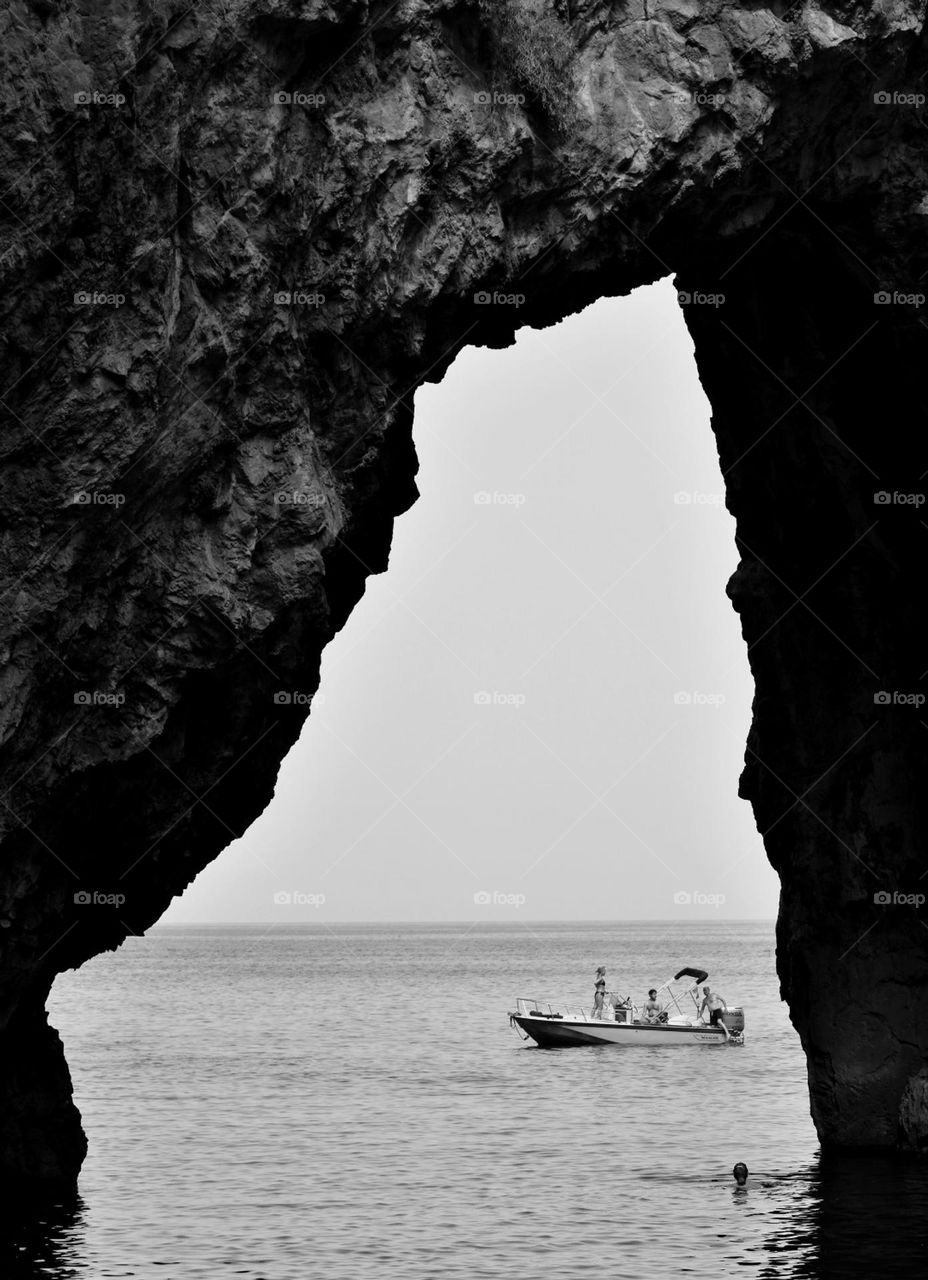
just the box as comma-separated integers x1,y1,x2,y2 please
3,921,926,1277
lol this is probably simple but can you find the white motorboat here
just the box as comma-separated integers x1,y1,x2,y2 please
509,966,745,1047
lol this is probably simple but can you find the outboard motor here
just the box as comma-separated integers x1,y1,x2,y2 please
720,1007,745,1042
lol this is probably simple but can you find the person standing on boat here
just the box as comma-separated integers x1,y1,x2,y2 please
699,985,727,1026
592,966,606,1018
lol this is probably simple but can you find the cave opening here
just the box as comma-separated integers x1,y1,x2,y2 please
156,277,775,926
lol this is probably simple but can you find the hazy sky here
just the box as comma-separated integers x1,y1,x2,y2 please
163,278,778,923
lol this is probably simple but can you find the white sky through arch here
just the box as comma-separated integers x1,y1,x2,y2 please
164,278,776,923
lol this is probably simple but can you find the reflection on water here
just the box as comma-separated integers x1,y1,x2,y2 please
5,1154,928,1278
0,1194,85,1279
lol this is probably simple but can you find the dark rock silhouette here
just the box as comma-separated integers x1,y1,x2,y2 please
1,0,927,1184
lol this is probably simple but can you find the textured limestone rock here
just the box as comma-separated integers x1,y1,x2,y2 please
1,0,928,1183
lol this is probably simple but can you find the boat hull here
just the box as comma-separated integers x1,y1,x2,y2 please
511,1014,728,1047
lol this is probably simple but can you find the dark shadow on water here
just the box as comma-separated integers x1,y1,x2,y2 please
758,1151,928,1279
0,1191,86,1279
2,1152,928,1276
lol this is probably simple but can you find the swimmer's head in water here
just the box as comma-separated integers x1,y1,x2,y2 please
732,1163,749,1185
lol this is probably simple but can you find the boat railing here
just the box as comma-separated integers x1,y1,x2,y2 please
515,995,640,1023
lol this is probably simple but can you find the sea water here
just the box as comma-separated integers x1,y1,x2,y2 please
4,921,926,1278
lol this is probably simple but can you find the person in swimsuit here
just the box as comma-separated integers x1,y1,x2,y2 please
699,985,727,1026
591,966,606,1018
642,988,663,1022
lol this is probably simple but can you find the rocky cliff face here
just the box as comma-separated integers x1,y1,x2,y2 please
2,0,927,1186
